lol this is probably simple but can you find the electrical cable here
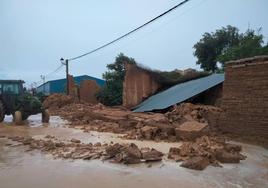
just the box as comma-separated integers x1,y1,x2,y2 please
68,0,191,61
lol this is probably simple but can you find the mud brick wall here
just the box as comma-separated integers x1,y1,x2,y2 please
123,64,162,108
220,56,268,137
79,80,100,104
67,75,79,101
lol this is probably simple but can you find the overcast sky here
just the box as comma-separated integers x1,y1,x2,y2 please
1,0,268,86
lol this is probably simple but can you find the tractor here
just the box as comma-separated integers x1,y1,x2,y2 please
0,80,49,124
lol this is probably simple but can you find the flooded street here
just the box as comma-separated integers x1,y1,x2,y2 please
0,115,268,188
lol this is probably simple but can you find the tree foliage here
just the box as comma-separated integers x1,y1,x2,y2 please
96,53,136,106
217,29,268,62
193,25,268,72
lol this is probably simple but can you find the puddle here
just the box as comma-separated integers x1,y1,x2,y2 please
0,114,268,188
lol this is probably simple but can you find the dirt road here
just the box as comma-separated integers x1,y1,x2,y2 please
0,115,268,188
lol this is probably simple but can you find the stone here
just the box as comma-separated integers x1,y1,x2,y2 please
141,148,163,162
141,126,158,140
70,138,81,143
175,121,208,141
180,156,210,170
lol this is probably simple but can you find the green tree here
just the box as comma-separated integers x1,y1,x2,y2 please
96,53,136,106
194,26,268,72
217,29,268,62
193,25,240,72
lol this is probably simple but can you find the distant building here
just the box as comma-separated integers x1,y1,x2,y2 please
36,75,105,95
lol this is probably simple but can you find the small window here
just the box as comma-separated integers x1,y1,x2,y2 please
3,84,19,94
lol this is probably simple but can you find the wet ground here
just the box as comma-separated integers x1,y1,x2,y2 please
0,115,268,188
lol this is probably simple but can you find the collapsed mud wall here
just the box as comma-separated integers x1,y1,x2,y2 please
79,80,100,104
67,75,79,101
67,75,100,104
220,56,268,138
123,64,162,108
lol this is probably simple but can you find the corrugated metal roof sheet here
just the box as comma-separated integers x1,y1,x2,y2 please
133,74,224,112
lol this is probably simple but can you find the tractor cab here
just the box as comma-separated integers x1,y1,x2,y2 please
0,80,24,115
0,80,49,124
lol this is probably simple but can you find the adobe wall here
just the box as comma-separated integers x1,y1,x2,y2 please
220,56,268,138
67,75,79,101
79,80,100,104
123,64,162,108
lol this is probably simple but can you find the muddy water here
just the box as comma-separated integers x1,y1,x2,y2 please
0,115,268,188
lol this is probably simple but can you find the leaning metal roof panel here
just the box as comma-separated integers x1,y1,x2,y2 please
133,74,224,112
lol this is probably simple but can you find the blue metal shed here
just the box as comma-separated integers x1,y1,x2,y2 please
37,75,105,95
133,74,224,112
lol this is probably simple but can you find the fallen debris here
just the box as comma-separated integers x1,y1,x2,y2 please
70,138,81,143
43,94,74,109
7,136,163,165
168,136,246,170
180,156,210,170
175,121,208,141
104,143,163,164
43,96,224,143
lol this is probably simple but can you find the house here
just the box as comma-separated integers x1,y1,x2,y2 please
37,75,105,95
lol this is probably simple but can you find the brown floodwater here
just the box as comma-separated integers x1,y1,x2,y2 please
0,114,268,188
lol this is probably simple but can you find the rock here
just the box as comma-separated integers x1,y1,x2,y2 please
180,156,210,170
175,121,208,141
55,142,65,147
141,148,163,162
22,138,33,145
155,123,175,139
9,136,24,142
168,147,182,161
141,126,158,140
215,149,246,163
224,143,242,152
120,143,142,164
70,138,81,143
45,135,55,139
94,142,101,147
105,143,124,158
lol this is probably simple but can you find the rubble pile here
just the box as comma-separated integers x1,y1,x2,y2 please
168,136,246,170
166,103,222,126
105,143,163,164
7,136,164,164
43,94,223,142
43,94,75,109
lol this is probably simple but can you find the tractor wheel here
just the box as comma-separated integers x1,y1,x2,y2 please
0,101,5,122
14,111,23,125
42,109,50,123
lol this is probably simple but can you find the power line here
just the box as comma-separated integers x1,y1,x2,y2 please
34,64,64,86
68,0,191,61
45,64,64,78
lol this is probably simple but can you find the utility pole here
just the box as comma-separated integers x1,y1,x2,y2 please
60,58,69,95
40,75,45,84
40,75,45,93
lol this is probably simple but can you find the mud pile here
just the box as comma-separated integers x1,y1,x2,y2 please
168,136,246,170
166,103,222,126
43,94,75,109
105,143,163,164
7,136,163,164
45,95,223,142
